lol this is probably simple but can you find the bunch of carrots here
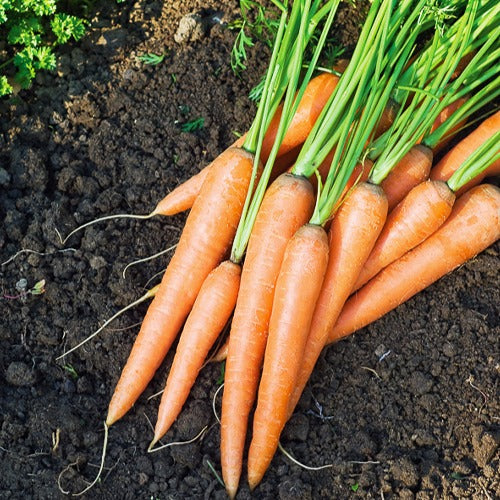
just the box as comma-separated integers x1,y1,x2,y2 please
60,0,500,496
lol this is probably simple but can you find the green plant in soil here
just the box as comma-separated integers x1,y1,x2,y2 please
0,0,123,97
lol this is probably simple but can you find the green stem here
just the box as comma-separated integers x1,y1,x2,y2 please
447,130,500,192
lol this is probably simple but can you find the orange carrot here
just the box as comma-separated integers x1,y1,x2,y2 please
430,110,500,196
353,180,455,291
328,184,500,343
247,223,329,489
106,147,255,426
151,260,241,446
380,144,433,210
287,182,388,417
221,173,315,498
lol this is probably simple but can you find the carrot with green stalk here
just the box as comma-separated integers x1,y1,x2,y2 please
106,0,305,427
247,0,441,487
285,0,483,423
149,0,342,471
354,125,500,291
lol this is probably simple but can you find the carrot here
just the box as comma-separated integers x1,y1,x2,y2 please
247,223,329,489
287,182,388,417
221,173,315,498
380,145,433,210
150,260,241,446
353,180,455,291
106,147,255,426
328,184,500,343
430,109,500,196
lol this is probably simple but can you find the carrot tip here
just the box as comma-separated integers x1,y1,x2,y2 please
225,485,237,500
147,438,158,452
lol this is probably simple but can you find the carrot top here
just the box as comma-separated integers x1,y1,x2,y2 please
447,129,500,193
368,0,481,186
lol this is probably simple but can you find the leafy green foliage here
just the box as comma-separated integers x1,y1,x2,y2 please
51,13,86,44
137,52,166,65
180,117,205,133
0,0,119,97
229,0,280,74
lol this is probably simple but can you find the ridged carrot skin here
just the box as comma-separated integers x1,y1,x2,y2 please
381,144,433,210
353,180,456,291
287,182,388,417
151,260,241,445
221,173,315,499
106,147,255,426
328,184,500,343
247,224,329,490
430,110,500,196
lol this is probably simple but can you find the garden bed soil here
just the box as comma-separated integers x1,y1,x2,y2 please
0,1,498,498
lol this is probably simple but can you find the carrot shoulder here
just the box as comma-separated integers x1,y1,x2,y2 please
353,180,456,291
106,147,255,426
288,182,388,416
380,144,433,210
329,184,500,343
247,224,329,490
221,173,315,498
430,110,500,196
151,260,241,445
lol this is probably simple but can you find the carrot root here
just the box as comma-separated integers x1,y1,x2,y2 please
247,224,329,490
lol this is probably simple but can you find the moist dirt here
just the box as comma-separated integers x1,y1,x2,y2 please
0,1,498,499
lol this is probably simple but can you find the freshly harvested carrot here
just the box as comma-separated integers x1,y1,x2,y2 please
150,260,241,446
328,184,500,343
430,109,500,196
353,180,455,291
248,223,329,489
221,173,315,498
287,182,388,417
106,147,255,426
380,145,433,210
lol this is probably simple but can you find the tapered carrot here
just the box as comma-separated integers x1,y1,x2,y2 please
353,180,455,291
221,173,315,498
106,147,255,426
430,110,500,196
328,184,500,343
150,260,241,446
380,144,433,210
248,223,329,489
287,182,388,417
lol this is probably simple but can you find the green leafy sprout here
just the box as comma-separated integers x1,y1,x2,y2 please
137,52,166,66
180,117,205,133
0,0,121,97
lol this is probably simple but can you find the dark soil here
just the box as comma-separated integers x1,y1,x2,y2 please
0,1,498,499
